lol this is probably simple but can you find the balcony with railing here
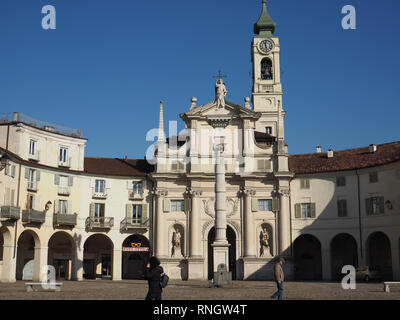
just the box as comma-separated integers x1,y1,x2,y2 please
85,216,114,230
0,206,21,221
92,191,108,199
128,191,144,200
22,209,46,224
58,186,70,196
28,151,40,162
53,213,77,227
27,181,37,192
120,217,150,231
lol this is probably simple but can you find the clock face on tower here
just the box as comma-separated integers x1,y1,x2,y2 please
259,39,274,53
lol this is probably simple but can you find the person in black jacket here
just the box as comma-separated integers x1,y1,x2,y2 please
144,256,163,300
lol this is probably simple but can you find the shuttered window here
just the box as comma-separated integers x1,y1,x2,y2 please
300,179,310,189
171,200,185,212
369,172,378,183
258,199,272,211
336,176,346,187
337,199,348,217
366,197,384,215
295,203,316,218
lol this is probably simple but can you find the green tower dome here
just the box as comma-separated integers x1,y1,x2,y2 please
254,0,276,37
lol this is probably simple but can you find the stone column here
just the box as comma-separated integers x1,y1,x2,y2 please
322,248,332,281
1,244,17,283
243,189,256,257
71,244,84,281
155,190,168,258
189,190,202,258
391,246,400,281
112,249,122,281
278,189,291,256
212,134,230,273
33,246,48,282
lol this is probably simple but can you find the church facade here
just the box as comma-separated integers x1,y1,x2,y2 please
0,1,399,283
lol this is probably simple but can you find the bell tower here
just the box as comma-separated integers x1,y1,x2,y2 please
252,0,285,139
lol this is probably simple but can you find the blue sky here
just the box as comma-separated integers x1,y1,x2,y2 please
0,0,399,158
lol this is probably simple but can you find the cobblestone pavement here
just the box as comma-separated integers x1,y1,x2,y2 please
0,279,399,300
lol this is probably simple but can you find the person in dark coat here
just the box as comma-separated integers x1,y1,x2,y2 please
144,256,163,300
271,257,285,300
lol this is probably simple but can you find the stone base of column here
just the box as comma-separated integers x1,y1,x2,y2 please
159,258,188,280
240,256,295,281
187,257,205,280
211,243,232,287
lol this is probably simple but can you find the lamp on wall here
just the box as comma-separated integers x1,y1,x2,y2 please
385,200,393,210
45,200,52,211
0,154,9,171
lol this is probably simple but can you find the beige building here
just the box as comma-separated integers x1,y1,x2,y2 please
1,1,399,283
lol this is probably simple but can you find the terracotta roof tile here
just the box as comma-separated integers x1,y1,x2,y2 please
84,158,153,177
289,141,400,174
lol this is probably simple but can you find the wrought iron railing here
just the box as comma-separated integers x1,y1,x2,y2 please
85,217,114,229
120,217,149,231
0,206,21,220
53,213,77,227
22,209,46,224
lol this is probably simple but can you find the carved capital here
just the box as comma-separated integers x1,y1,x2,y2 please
278,189,290,197
186,188,203,198
241,188,256,197
153,188,168,197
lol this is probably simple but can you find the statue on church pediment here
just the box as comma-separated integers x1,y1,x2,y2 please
215,79,227,109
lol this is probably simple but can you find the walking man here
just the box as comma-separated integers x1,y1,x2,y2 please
271,257,285,300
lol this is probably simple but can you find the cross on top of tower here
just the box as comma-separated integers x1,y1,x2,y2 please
212,70,227,81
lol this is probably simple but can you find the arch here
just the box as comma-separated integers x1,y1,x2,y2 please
293,234,322,280
261,58,273,80
48,232,75,280
16,230,41,280
366,231,392,280
83,234,113,280
330,233,358,280
207,225,237,280
122,234,150,280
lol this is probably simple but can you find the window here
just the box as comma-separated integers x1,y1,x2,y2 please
132,205,142,223
95,179,106,194
336,176,346,187
261,58,273,80
295,203,316,219
300,179,310,189
59,200,68,214
171,200,185,212
257,159,271,171
133,182,143,195
337,199,348,217
27,194,35,210
29,139,38,160
265,127,273,135
59,147,69,166
27,169,37,190
366,197,384,216
59,176,69,195
258,199,273,211
171,161,184,172
94,203,105,218
369,172,378,183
